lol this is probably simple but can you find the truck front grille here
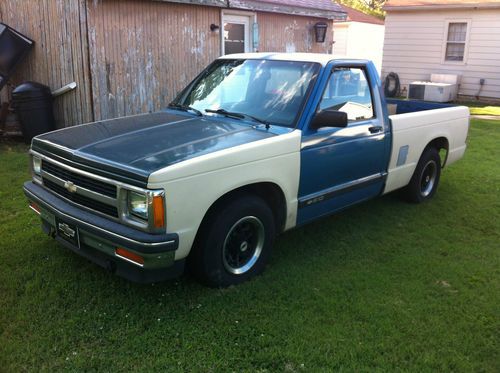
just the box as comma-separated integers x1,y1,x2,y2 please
42,178,119,218
39,158,120,219
41,161,117,198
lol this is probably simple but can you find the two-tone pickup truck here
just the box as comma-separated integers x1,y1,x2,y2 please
24,53,469,287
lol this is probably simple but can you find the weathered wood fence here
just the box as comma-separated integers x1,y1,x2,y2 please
0,0,332,128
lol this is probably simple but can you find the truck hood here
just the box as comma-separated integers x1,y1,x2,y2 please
32,111,276,186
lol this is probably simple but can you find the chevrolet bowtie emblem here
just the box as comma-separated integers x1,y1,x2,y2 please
64,181,77,193
58,222,75,238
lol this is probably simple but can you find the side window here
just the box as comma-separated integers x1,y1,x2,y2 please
319,67,374,122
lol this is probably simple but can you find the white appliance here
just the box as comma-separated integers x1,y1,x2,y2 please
408,74,460,102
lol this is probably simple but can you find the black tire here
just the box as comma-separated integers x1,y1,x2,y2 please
405,147,441,203
384,72,400,98
189,195,276,287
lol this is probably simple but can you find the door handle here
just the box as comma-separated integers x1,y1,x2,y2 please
369,126,383,134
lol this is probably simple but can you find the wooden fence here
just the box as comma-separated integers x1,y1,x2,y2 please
1,0,333,128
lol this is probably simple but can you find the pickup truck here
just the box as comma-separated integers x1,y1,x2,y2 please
24,53,469,287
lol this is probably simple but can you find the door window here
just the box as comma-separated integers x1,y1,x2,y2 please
224,23,245,54
223,15,250,55
319,67,374,122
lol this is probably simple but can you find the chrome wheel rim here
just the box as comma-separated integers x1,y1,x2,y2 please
420,160,437,197
222,216,265,275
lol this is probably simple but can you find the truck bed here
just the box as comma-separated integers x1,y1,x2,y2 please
383,99,470,194
386,98,453,115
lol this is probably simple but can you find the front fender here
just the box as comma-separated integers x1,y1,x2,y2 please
147,130,302,259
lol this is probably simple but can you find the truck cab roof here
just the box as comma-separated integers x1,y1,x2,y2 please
217,52,370,67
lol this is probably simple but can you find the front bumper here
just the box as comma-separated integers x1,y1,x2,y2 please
23,181,184,283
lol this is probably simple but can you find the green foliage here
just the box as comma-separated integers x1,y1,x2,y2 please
1,117,499,371
337,0,386,19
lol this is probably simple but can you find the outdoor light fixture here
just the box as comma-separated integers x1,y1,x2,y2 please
314,22,328,43
210,24,220,32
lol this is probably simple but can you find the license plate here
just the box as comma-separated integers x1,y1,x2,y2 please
56,218,80,248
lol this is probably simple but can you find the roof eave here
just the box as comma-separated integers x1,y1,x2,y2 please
154,0,228,8
229,0,347,20
384,3,500,11
154,0,348,20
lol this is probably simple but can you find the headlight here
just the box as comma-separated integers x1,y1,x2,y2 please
128,191,148,219
32,156,42,176
125,189,165,230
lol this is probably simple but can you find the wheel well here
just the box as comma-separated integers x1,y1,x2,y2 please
426,137,449,167
198,182,287,235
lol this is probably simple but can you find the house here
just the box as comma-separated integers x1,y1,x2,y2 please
382,0,500,101
0,0,346,129
332,5,385,74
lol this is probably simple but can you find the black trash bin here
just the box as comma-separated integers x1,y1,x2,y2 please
12,81,55,143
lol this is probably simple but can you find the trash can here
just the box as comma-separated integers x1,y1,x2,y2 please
12,81,55,143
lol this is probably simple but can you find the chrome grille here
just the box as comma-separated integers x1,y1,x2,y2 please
41,161,117,198
40,158,119,220
43,178,118,217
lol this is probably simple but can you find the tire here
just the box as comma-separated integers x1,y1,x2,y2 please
405,147,441,203
384,72,400,98
189,195,276,287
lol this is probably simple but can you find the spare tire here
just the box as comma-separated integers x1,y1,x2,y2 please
384,72,400,98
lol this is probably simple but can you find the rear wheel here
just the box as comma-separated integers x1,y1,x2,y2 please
189,195,275,287
405,147,441,203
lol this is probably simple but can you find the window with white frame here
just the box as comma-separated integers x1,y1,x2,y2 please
445,22,468,62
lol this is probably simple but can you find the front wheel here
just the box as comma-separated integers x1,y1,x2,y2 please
405,147,441,203
189,195,275,287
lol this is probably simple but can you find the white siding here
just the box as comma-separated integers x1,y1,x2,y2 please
382,8,500,99
332,24,349,56
333,21,385,74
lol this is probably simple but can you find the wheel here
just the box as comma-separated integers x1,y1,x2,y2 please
189,195,276,287
405,147,441,203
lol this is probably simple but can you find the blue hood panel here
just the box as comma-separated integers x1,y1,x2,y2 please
32,111,275,185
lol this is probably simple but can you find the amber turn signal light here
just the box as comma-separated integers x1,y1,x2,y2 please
115,247,144,266
152,194,165,228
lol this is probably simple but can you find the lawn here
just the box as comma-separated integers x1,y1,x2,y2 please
460,101,500,116
1,119,499,372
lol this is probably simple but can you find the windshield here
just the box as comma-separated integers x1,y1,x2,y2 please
175,59,320,127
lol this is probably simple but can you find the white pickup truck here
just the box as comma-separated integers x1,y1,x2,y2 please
24,53,469,287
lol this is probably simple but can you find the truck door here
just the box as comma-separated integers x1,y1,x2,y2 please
297,65,389,225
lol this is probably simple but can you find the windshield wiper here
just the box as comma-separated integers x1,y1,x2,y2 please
168,103,202,116
205,108,270,128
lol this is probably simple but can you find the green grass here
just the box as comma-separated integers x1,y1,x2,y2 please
1,120,499,372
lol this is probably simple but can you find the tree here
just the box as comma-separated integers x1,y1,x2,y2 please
335,0,386,19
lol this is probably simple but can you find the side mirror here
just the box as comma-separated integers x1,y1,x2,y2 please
310,110,348,130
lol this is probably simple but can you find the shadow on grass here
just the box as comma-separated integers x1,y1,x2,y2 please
47,190,427,302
